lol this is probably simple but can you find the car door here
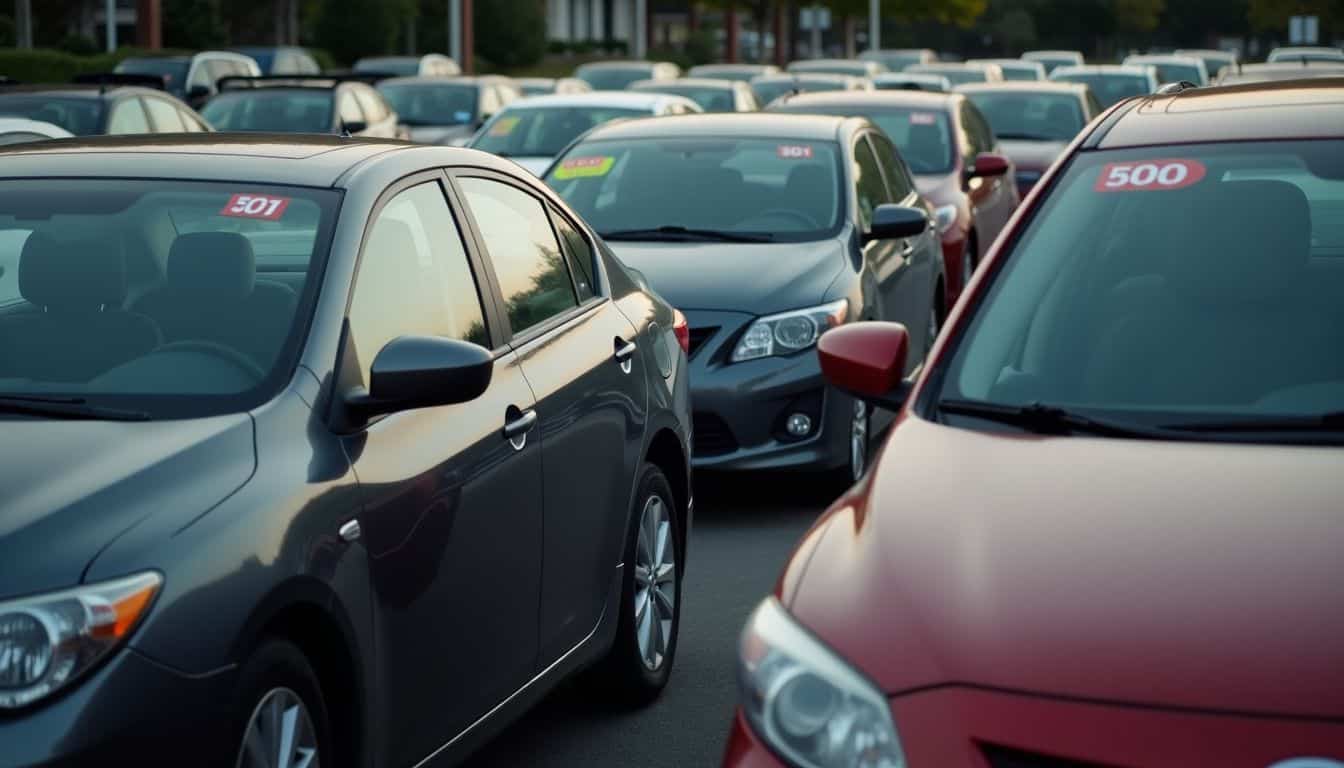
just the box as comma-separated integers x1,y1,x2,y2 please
961,100,1015,238
337,175,544,765
869,132,937,358
453,171,647,666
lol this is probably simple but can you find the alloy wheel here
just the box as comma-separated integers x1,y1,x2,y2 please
236,687,320,768
849,399,869,481
633,494,677,671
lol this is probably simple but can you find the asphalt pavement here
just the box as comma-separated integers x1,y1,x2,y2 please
463,472,835,767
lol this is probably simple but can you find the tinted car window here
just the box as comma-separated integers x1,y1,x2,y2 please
116,58,190,91
547,136,844,241
751,79,848,106
379,83,479,126
0,179,335,412
869,134,914,199
635,84,736,112
576,67,651,90
471,106,648,157
942,140,1344,427
853,137,893,230
0,131,49,146
201,91,334,133
962,102,994,156
1051,73,1151,107
552,211,597,301
0,96,102,135
775,104,955,175
107,100,150,134
458,177,577,334
143,97,186,131
348,181,489,385
965,91,1085,142
354,58,421,77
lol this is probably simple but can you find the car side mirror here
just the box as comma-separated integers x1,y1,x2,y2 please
969,152,1010,178
866,204,928,242
187,84,211,99
818,322,911,410
342,120,367,135
345,335,493,419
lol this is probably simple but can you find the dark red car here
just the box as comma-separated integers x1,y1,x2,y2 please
768,90,1020,308
725,78,1344,767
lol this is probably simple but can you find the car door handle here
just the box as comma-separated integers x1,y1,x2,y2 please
900,239,915,258
503,408,537,449
614,338,637,373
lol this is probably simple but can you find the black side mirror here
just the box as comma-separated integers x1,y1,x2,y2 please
866,204,928,242
342,120,367,135
345,336,493,419
186,85,211,105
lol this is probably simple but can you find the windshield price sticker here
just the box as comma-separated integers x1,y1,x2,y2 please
777,144,814,159
553,156,615,180
220,193,291,221
909,112,938,125
1095,159,1206,192
488,116,520,137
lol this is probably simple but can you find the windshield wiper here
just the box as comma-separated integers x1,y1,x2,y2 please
599,226,774,243
937,398,1170,439
1160,411,1344,433
0,395,150,421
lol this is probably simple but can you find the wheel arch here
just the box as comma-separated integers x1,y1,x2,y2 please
644,426,690,560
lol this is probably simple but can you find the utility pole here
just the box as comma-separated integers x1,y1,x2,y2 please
449,0,462,63
633,0,646,59
809,3,821,59
105,0,117,52
869,0,879,52
15,0,32,49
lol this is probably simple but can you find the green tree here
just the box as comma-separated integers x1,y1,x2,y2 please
1114,0,1165,34
0,15,13,47
164,0,228,48
475,0,546,69
313,0,401,65
1248,0,1343,32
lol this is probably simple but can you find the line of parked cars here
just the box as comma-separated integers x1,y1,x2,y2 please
0,38,1340,768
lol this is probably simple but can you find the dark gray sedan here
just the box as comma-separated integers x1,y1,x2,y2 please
545,114,944,483
0,134,691,766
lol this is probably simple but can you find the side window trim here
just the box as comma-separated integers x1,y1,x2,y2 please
446,167,600,347
859,133,899,205
547,204,604,305
870,133,918,205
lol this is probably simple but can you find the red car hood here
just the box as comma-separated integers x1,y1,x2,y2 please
997,138,1069,172
784,415,1344,718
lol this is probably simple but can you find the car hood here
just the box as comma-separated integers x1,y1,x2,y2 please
785,416,1344,717
913,172,962,207
408,124,475,145
0,415,256,599
997,138,1068,172
606,238,847,316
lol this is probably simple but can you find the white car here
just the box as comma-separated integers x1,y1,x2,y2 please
871,72,953,93
1123,54,1210,86
0,118,73,146
1174,48,1238,81
1267,45,1344,63
1022,50,1086,75
467,91,702,175
968,58,1047,81
1050,64,1160,108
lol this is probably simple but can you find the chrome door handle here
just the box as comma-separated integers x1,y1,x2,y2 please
503,409,537,450
900,239,915,258
614,339,637,373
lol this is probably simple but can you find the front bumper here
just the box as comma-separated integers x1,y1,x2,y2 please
0,648,236,767
723,688,1344,767
685,310,854,473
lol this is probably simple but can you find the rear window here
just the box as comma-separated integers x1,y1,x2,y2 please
378,83,479,126
576,67,650,90
115,58,190,90
908,66,987,85
200,90,333,133
354,58,420,76
940,140,1344,433
1051,73,1149,107
771,104,955,175
634,84,735,112
0,96,103,136
964,91,1084,142
470,106,647,158
751,79,848,106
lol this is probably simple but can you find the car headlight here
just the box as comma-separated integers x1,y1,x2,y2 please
0,572,161,709
731,299,848,363
933,204,958,235
739,598,905,768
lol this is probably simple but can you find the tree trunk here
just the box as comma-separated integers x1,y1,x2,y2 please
726,3,739,63
842,13,855,58
15,0,32,48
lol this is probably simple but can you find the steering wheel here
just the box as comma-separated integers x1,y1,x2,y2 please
151,341,267,381
746,208,821,228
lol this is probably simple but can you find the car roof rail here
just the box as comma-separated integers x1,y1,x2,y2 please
217,72,393,91
70,72,168,92
1155,80,1199,95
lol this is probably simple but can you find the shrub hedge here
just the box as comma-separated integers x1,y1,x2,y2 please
0,47,196,84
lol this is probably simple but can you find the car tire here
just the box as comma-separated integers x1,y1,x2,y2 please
828,396,870,491
593,462,683,707
232,639,335,768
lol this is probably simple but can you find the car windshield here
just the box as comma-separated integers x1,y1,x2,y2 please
938,141,1344,439
576,67,650,90
909,66,986,85
0,95,102,135
965,91,1084,141
773,104,955,174
200,90,333,133
689,68,756,82
1051,73,1149,107
870,53,926,71
791,63,866,76
0,179,338,417
519,83,553,96
752,79,847,105
1146,61,1203,84
470,105,647,157
115,58,190,90
636,85,734,112
236,49,275,71
379,83,478,125
999,65,1039,81
355,58,419,76
546,136,843,242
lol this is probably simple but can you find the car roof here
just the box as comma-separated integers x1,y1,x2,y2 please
772,89,956,109
0,134,419,187
1125,54,1203,64
581,112,861,142
503,91,693,109
1053,64,1153,76
1096,78,1344,148
629,77,736,90
956,81,1087,95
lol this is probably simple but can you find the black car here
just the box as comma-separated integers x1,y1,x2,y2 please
544,114,943,483
0,75,212,136
0,135,692,766
201,75,402,138
378,75,521,145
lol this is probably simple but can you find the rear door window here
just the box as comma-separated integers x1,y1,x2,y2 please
853,137,894,230
551,210,597,301
869,133,915,200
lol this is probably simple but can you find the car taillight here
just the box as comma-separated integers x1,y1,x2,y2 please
673,309,690,355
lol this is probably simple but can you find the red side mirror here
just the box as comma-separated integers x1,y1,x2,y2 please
818,322,910,409
972,152,1011,178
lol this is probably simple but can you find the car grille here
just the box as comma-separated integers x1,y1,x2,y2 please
687,326,718,359
692,412,738,457
982,745,1098,768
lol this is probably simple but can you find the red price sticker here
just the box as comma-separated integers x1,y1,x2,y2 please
1095,159,1206,193
909,112,937,125
777,144,814,160
221,193,291,220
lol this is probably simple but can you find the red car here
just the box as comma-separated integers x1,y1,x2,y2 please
768,90,1020,308
725,79,1344,767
